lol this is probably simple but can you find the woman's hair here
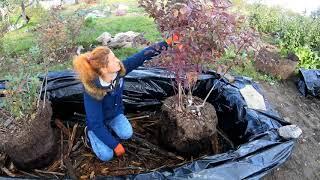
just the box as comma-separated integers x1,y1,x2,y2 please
73,46,127,99
87,46,111,74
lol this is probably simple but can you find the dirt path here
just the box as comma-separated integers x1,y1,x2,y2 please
261,80,320,180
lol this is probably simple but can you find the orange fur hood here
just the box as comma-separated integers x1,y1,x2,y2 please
72,53,126,100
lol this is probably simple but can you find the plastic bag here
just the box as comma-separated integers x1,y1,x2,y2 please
297,69,320,97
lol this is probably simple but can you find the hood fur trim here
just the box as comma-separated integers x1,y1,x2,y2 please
73,53,126,100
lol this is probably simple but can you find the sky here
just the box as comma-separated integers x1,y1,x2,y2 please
247,0,320,14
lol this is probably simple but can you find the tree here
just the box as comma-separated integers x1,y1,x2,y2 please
2,0,35,26
139,0,259,154
139,0,258,110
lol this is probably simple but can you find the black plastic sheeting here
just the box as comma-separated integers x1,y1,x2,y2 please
297,69,320,97
0,67,295,179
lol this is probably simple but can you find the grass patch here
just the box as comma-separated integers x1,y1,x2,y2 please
49,61,73,72
0,6,47,56
1,31,35,56
78,15,161,47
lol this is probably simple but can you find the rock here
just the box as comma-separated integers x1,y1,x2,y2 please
108,31,140,48
96,32,112,46
278,125,302,139
96,31,149,48
113,31,140,42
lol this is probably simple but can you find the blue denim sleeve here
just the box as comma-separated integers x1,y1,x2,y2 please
83,92,119,149
122,41,168,75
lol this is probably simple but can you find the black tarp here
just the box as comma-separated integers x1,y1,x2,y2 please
0,67,295,179
297,69,320,97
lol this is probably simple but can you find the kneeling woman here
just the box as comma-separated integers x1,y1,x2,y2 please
73,40,170,161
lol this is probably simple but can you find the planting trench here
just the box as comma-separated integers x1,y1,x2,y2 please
0,68,295,179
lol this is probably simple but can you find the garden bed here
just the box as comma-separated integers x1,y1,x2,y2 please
0,67,294,179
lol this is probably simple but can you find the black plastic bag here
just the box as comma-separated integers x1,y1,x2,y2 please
297,69,320,97
1,68,294,179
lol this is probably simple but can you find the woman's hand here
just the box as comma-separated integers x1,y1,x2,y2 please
166,33,180,46
166,33,183,50
114,143,125,156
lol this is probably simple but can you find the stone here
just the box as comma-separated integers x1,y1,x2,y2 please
278,125,302,139
108,31,140,48
96,32,112,46
96,31,149,48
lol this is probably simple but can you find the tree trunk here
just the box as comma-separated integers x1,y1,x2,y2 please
178,82,182,111
20,1,29,24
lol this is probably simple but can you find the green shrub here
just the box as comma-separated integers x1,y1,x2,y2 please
84,17,97,27
28,45,42,62
37,10,84,63
248,4,283,34
294,46,320,69
1,71,41,120
245,2,320,69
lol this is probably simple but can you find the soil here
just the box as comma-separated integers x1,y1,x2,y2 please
254,45,298,79
159,95,218,155
261,80,320,180
0,101,57,170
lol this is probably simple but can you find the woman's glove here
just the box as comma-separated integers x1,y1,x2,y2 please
166,34,180,46
114,143,125,156
166,33,183,50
